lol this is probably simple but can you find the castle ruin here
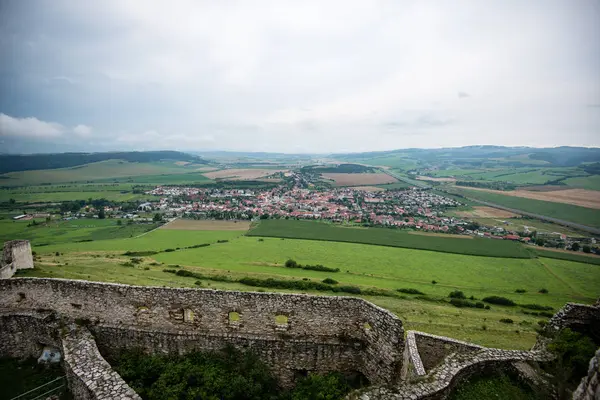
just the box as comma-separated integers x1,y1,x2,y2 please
0,241,598,399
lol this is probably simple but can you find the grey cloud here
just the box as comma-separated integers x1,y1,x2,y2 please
1,0,599,153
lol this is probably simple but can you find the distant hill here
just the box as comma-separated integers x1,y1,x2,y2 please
0,151,207,174
334,146,600,168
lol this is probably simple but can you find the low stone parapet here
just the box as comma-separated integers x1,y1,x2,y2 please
349,348,552,400
62,327,140,400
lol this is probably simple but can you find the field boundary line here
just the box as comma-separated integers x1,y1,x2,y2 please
535,258,584,298
134,218,177,238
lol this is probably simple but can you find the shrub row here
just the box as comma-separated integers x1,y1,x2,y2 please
284,259,339,273
397,288,425,295
482,296,516,306
162,268,364,296
449,298,488,309
123,251,158,256
163,269,234,283
521,304,553,311
522,310,554,318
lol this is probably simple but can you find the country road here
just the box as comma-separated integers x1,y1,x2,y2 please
450,194,600,235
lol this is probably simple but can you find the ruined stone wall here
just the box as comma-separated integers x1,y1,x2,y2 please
62,327,140,400
0,278,404,386
348,349,552,400
0,262,16,279
547,302,600,345
91,325,361,387
2,240,33,270
401,331,483,380
573,348,600,400
412,331,484,373
0,311,60,358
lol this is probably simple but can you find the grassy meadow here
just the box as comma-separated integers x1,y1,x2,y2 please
11,219,599,351
0,218,160,246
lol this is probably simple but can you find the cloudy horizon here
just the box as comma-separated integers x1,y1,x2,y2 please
1,0,599,154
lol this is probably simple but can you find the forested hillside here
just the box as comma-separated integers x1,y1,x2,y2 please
0,151,207,173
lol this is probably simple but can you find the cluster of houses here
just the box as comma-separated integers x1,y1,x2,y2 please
143,185,492,234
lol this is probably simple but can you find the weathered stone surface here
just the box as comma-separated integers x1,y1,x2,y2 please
0,240,33,278
348,348,553,400
63,327,141,400
0,277,404,389
1,276,598,400
546,302,600,345
402,330,483,379
573,348,600,400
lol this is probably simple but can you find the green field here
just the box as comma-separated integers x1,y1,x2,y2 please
0,218,160,246
18,225,600,350
533,248,600,266
247,220,532,258
0,159,209,186
564,175,600,191
0,189,154,203
451,188,600,228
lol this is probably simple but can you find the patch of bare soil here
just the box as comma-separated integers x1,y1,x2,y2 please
463,187,600,209
456,206,518,218
416,176,457,182
202,168,287,180
160,219,250,231
321,173,397,186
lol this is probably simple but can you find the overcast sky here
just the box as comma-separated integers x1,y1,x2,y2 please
0,0,599,154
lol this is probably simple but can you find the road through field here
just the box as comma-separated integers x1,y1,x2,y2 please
455,195,600,235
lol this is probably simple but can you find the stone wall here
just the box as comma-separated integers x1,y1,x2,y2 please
546,302,600,345
62,327,141,400
0,311,61,358
348,348,552,400
401,331,483,380
0,262,16,279
92,324,361,387
0,278,404,386
2,240,34,270
573,348,600,400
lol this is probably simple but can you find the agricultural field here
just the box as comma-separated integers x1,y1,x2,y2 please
161,219,251,231
0,218,160,247
0,160,205,186
0,185,155,203
202,168,286,180
320,173,398,186
457,187,600,210
375,182,413,190
451,188,600,228
19,226,600,350
455,206,518,219
247,220,531,258
563,175,600,191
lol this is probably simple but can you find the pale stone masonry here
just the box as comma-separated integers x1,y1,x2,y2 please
0,240,33,278
0,277,405,388
573,348,600,400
